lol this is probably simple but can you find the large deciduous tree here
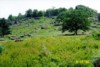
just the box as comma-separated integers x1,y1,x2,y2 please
62,9,90,35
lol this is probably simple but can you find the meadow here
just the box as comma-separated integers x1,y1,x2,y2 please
0,35,100,67
0,17,100,67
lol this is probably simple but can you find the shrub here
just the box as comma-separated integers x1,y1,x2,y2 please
92,31,100,40
0,45,4,54
93,45,99,49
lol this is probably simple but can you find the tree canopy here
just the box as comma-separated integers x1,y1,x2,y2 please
75,5,97,17
0,18,10,36
61,9,90,35
56,5,97,35
25,9,33,18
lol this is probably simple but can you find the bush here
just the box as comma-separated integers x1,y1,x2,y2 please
0,45,4,54
92,31,100,40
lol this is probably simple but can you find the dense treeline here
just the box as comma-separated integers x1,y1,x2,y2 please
7,5,97,24
7,8,66,23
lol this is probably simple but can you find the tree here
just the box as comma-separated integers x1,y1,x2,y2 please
98,13,100,22
75,5,97,17
56,11,66,23
45,8,60,17
32,9,38,17
17,13,24,20
8,15,17,25
61,9,90,35
45,9,52,17
8,15,14,21
57,8,66,14
0,18,10,36
37,11,44,17
56,8,73,23
25,9,33,18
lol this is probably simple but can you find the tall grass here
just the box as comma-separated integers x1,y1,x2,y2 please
0,35,99,67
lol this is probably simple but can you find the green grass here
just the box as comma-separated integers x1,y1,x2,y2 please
10,17,55,36
1,17,100,67
0,35,99,67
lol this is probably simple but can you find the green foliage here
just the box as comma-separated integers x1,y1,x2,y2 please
0,5,100,67
6,5,96,26
8,15,13,21
32,9,38,17
37,11,44,17
17,13,24,20
0,36,99,66
61,9,90,35
92,31,100,40
23,8,67,19
0,45,4,54
75,5,97,17
0,18,10,36
8,15,17,21
45,8,66,17
25,9,33,18
56,11,66,23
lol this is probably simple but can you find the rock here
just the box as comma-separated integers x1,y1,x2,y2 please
50,22,56,24
14,39,23,42
41,25,48,29
54,23,62,26
0,38,5,41
8,35,16,40
91,25,97,28
27,34,31,37
20,35,25,38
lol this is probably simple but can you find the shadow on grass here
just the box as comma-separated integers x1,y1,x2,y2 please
60,33,85,36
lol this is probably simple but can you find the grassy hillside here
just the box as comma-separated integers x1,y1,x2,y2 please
0,17,100,67
10,17,57,35
0,3,99,67
5,17,62,41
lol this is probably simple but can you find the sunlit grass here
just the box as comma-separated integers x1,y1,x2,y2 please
0,35,99,66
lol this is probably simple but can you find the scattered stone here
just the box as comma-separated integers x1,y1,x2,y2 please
54,23,62,26
20,35,24,38
0,38,5,41
14,39,23,42
26,34,31,37
91,25,97,28
8,35,16,40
